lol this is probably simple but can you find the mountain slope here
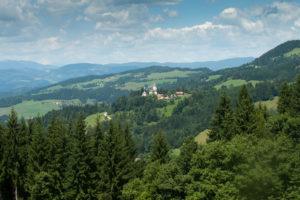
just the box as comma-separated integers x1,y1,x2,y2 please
0,57,253,95
0,66,210,118
169,40,300,92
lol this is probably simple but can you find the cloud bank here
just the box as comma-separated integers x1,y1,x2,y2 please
0,0,299,65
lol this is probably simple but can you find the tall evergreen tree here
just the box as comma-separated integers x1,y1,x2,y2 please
45,113,67,199
234,85,257,135
2,109,20,200
278,82,293,114
177,135,198,174
27,116,47,196
0,122,12,200
64,113,91,200
17,118,30,199
292,74,300,117
209,92,234,141
97,121,137,200
150,131,170,164
90,115,104,199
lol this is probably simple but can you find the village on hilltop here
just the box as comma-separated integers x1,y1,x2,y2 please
142,83,185,100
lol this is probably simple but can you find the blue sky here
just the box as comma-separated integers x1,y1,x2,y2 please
0,0,300,65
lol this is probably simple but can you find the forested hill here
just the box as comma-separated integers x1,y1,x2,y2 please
0,66,210,118
172,40,299,86
1,40,300,119
1,72,300,199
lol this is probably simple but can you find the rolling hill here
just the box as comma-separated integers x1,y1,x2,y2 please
1,40,300,119
0,66,210,118
0,57,253,97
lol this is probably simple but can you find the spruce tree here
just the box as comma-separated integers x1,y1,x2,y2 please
17,118,30,199
234,85,257,135
292,74,300,117
45,113,67,199
209,92,234,141
150,131,170,164
0,122,11,199
278,82,293,114
177,135,198,174
3,109,20,200
27,116,47,196
64,113,91,200
97,121,137,200
90,115,104,199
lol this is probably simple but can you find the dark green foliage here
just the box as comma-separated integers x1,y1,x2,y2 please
278,82,293,114
292,74,300,117
209,92,233,141
45,113,68,199
30,172,57,200
17,118,30,199
176,136,198,174
150,131,170,164
97,121,137,200
2,109,20,199
64,113,91,199
27,117,48,196
234,85,257,135
1,71,300,199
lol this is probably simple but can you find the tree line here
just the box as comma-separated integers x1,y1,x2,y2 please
1,74,300,199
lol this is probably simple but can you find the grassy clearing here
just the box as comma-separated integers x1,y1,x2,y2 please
85,112,111,127
215,79,247,89
40,73,132,94
208,74,222,80
0,99,81,119
120,79,177,90
255,96,279,112
146,70,197,80
284,48,300,57
157,95,191,118
215,79,261,89
195,129,209,145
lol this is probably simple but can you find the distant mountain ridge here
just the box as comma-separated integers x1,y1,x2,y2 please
0,57,254,96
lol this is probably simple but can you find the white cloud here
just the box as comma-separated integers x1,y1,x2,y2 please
37,0,90,14
163,8,179,18
0,1,300,65
295,19,300,27
0,0,40,37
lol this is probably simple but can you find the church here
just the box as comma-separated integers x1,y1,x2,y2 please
142,83,157,96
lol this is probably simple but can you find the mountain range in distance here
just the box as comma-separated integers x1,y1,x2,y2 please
1,40,300,119
0,57,254,98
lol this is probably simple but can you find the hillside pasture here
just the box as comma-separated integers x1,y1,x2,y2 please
0,99,81,119
215,79,261,89
195,129,209,145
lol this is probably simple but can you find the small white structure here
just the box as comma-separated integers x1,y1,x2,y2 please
141,83,158,96
152,83,158,95
142,90,147,96
104,112,111,120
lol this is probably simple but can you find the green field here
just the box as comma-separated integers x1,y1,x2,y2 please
40,73,132,94
208,74,222,80
85,112,111,127
146,70,197,80
284,48,300,57
0,99,81,119
255,97,279,112
215,79,261,89
195,129,209,145
157,95,191,118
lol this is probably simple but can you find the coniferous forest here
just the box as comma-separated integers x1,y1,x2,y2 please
1,73,300,199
